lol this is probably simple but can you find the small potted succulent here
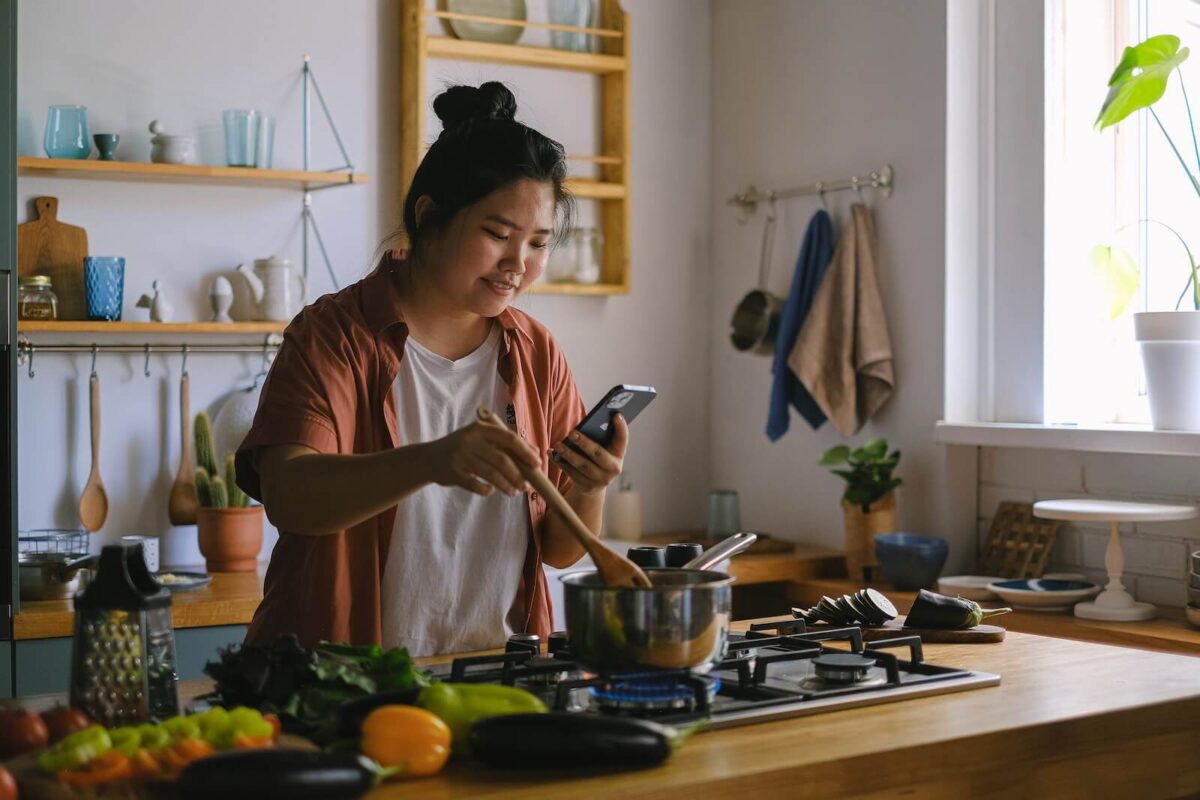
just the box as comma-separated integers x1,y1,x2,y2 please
1095,34,1200,430
194,411,262,572
820,439,901,582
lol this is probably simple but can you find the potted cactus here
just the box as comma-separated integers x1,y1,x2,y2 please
194,411,262,572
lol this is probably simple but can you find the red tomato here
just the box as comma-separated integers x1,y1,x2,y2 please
39,706,90,744
0,706,49,759
0,765,16,800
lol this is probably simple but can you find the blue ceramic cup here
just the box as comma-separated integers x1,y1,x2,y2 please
874,533,949,590
83,257,125,321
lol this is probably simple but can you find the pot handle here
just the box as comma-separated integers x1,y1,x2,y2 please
683,532,757,571
57,553,98,580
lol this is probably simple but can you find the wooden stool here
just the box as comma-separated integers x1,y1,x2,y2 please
1033,499,1197,622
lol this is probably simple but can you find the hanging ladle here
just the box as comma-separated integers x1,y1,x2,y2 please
730,196,783,354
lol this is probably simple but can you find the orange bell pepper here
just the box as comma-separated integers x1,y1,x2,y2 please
57,749,132,786
360,705,451,778
131,748,161,780
160,737,215,774
233,733,274,749
263,712,282,742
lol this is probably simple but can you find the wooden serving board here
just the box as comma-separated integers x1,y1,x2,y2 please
17,196,89,320
810,616,1006,644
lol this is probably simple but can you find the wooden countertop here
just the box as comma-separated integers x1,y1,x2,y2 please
13,568,264,640
792,577,1200,657
164,620,1200,799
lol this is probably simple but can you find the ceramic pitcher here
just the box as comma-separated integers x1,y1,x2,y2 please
237,256,306,322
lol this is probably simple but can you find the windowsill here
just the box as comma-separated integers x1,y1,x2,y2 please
934,421,1200,456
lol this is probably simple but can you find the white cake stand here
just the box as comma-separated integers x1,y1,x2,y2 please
1032,499,1197,622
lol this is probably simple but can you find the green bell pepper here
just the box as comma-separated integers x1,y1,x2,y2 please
418,682,547,753
108,726,142,757
37,725,112,774
136,723,171,751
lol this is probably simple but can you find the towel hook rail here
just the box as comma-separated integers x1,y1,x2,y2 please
728,163,894,219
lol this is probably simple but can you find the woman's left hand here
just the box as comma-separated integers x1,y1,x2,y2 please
550,413,628,495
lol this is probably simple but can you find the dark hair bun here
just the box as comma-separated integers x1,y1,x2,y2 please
433,82,517,130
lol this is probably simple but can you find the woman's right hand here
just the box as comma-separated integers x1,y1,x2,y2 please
426,420,541,496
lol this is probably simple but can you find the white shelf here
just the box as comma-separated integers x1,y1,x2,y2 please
934,421,1200,457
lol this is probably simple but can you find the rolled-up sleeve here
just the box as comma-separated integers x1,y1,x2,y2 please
234,313,352,501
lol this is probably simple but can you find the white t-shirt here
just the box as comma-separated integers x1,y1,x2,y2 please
380,324,530,656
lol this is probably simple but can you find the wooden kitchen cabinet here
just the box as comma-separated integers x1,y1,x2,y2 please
14,625,246,698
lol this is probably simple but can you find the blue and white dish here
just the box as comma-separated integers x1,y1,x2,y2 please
987,579,1101,611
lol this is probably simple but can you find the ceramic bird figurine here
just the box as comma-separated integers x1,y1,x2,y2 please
136,280,175,323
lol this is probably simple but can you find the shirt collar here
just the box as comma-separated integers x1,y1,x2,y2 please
361,251,533,344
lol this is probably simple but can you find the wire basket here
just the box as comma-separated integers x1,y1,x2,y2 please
18,528,89,556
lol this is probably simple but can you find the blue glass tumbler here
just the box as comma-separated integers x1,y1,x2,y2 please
83,257,125,321
44,105,91,159
223,109,260,167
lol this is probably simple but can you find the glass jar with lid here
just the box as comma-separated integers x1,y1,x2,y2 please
18,275,58,320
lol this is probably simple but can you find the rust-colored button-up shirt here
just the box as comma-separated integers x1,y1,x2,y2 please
235,255,584,648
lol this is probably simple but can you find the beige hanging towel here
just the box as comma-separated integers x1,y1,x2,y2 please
788,203,894,436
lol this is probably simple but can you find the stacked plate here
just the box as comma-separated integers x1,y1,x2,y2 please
792,588,898,627
986,579,1101,612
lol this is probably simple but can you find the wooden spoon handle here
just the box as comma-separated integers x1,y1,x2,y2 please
89,372,100,474
179,372,192,473
475,407,651,588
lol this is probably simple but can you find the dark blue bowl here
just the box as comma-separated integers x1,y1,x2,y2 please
874,533,949,590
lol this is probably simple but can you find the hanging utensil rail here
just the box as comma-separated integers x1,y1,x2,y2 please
17,334,282,379
727,163,894,218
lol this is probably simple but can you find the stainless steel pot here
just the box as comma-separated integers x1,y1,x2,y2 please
561,533,757,673
19,552,96,600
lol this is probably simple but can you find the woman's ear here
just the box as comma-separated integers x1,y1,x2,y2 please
414,195,436,229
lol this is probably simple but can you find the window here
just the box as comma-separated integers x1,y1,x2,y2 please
1044,0,1200,425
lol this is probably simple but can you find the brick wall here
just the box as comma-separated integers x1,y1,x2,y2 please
978,448,1200,607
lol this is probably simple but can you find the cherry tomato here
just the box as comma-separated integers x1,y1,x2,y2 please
40,706,91,744
0,705,49,759
0,765,16,800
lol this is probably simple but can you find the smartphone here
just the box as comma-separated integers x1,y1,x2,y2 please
554,384,657,461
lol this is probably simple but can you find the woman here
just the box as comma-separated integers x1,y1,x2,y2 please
235,82,629,655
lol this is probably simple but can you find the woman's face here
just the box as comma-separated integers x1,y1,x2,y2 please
419,179,556,317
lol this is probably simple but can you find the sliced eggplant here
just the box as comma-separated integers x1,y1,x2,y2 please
469,712,681,769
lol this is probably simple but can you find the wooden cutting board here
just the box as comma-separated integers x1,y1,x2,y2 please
809,616,1006,644
17,196,89,320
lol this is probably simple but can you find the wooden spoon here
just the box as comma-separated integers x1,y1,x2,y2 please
476,406,652,589
167,370,198,525
78,371,109,532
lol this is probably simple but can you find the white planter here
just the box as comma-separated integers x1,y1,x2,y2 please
1134,311,1200,431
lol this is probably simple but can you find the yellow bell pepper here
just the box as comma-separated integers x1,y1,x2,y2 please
360,706,450,778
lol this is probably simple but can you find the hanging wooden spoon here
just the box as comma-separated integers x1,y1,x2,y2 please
78,367,109,532
476,406,652,589
167,366,198,525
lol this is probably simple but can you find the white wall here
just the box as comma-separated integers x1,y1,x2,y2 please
708,0,977,571
15,0,713,564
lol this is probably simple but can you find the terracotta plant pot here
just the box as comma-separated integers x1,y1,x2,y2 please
841,492,897,582
197,506,263,572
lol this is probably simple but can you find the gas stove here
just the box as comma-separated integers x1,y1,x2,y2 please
430,618,1000,730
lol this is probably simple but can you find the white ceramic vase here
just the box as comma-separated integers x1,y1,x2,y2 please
1134,310,1200,431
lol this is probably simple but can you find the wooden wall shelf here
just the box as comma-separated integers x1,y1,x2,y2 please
402,0,631,295
425,36,627,74
17,157,368,190
18,321,286,335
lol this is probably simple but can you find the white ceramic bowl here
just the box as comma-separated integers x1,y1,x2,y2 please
987,579,1101,612
1186,604,1200,629
937,575,1003,600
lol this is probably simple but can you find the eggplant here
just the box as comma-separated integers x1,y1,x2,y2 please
904,589,1011,630
469,712,688,770
335,687,423,739
177,749,383,800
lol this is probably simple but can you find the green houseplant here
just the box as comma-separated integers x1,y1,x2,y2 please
820,439,901,582
194,411,262,572
1095,33,1200,431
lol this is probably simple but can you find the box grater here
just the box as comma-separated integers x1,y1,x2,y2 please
69,541,180,725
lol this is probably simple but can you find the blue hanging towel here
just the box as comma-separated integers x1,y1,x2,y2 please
766,209,835,441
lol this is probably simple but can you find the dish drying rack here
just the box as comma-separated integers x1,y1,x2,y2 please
19,528,89,556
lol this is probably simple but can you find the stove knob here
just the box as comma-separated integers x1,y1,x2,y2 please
627,546,666,568
547,631,570,655
506,633,540,655
665,542,704,568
